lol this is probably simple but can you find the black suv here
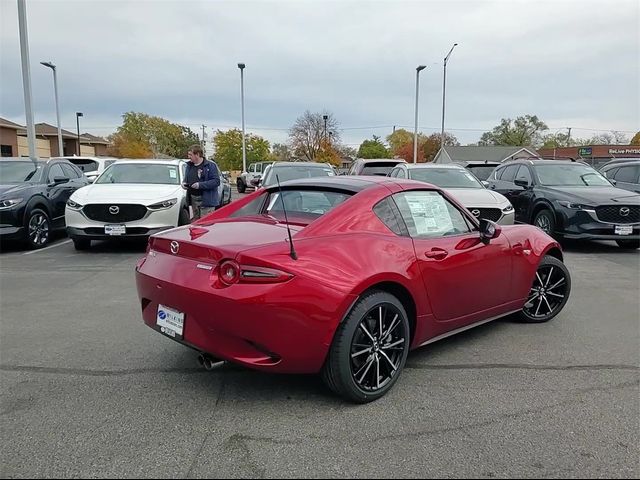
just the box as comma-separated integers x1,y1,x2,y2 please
0,158,89,248
486,160,640,249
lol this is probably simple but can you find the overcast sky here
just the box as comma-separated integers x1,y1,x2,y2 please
1,0,638,151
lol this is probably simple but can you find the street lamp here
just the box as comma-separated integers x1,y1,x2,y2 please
323,114,328,142
238,63,246,173
440,43,458,150
75,112,83,156
413,65,427,164
40,61,63,156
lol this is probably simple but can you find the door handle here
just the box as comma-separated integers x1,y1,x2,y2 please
425,248,448,260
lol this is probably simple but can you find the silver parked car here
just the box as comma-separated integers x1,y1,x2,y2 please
388,163,515,225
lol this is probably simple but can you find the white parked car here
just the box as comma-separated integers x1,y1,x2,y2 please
388,163,515,225
52,156,118,183
65,159,190,250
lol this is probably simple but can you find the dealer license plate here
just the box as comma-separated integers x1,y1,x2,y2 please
615,225,633,236
156,304,184,338
105,224,126,235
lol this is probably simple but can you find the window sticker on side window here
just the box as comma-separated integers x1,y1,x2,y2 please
169,168,177,178
405,193,453,236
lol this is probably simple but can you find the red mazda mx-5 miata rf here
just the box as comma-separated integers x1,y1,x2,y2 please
135,176,571,403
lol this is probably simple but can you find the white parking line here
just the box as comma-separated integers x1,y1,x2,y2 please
22,239,72,255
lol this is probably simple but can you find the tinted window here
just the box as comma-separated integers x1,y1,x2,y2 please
68,158,99,173
500,165,519,182
0,161,43,183
373,198,404,235
602,167,618,179
48,163,66,182
265,189,350,220
392,190,472,239
60,163,81,179
466,165,497,180
361,162,401,176
614,165,639,183
493,167,505,180
515,165,532,184
396,168,407,179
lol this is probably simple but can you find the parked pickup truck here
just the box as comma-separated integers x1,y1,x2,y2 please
236,161,273,193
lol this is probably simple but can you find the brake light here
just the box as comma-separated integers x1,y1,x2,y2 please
219,260,241,285
217,261,293,286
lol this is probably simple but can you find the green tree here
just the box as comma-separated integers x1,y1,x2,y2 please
107,112,199,158
213,129,270,171
357,135,390,158
478,115,548,147
631,132,640,145
422,132,459,162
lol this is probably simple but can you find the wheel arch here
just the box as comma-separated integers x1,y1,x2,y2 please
530,200,557,226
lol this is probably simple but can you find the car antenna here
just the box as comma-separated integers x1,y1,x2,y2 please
276,174,298,260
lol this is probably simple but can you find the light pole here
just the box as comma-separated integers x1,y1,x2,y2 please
17,0,37,162
413,65,426,164
323,114,328,142
238,63,247,173
75,112,83,156
441,43,458,150
40,61,63,156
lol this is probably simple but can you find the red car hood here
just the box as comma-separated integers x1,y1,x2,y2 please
149,217,303,262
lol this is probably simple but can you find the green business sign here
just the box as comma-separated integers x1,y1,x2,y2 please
578,147,592,156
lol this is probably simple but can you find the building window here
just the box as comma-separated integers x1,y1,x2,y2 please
1,145,13,157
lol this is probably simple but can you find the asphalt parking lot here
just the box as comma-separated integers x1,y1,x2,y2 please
1,195,638,478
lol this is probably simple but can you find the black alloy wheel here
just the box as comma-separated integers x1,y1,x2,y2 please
534,210,555,236
518,255,571,323
322,291,410,403
26,209,50,249
236,179,246,194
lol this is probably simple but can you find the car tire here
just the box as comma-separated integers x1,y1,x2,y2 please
533,209,556,236
25,208,51,249
178,208,190,226
236,179,246,194
516,255,571,323
616,239,640,249
73,238,91,251
321,290,410,403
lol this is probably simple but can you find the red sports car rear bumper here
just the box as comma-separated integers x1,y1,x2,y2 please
135,252,357,374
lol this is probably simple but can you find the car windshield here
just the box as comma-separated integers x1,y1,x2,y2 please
409,168,483,188
0,161,43,183
465,165,496,180
536,164,612,186
263,165,334,187
95,163,181,184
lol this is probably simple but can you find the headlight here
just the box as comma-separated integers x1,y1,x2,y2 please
0,198,24,210
502,204,514,213
147,198,178,211
558,201,595,211
66,199,83,210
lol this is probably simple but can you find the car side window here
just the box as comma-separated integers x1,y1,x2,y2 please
396,168,407,179
500,165,519,183
515,165,532,184
614,165,639,183
392,190,472,239
60,163,81,179
493,167,504,180
48,163,66,182
602,167,618,179
373,198,405,235
256,164,262,174
389,168,398,178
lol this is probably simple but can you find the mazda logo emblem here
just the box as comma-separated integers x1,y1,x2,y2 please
109,205,119,215
620,207,630,217
471,209,480,217
170,241,179,254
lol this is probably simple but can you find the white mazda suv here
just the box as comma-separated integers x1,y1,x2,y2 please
65,159,189,250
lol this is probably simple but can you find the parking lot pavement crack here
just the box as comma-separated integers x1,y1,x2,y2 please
405,363,640,371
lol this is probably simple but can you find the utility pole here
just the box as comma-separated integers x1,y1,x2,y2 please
567,127,572,146
201,124,206,157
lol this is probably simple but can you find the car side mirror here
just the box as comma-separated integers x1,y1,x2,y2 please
51,176,69,185
610,179,617,186
481,180,489,188
479,219,501,244
514,178,530,188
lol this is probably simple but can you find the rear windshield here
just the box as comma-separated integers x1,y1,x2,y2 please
263,165,334,187
68,158,98,172
230,188,352,225
361,162,401,176
465,165,496,180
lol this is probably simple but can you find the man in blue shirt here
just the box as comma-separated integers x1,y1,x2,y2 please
183,145,221,219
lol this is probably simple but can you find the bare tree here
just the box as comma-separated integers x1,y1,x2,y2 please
289,110,341,161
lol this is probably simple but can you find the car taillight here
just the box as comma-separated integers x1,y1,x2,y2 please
217,260,292,286
219,260,241,285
